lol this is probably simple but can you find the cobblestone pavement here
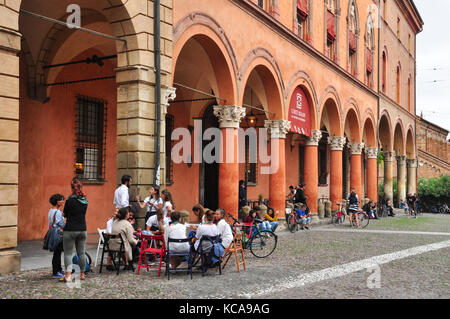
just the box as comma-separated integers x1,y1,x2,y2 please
1,214,449,299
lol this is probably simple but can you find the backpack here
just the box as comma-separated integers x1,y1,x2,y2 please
72,253,92,273
207,241,224,267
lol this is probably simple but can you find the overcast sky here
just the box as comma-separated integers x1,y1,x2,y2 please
415,0,450,135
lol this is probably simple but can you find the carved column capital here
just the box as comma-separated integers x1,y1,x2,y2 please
264,120,291,139
327,136,346,151
348,142,365,155
213,105,246,129
365,147,378,159
383,151,396,162
162,86,177,114
396,155,407,165
407,158,418,168
305,130,322,146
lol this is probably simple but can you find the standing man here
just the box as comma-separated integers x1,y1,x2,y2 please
114,175,132,209
239,180,247,213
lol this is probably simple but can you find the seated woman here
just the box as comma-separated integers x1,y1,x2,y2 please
109,207,138,270
164,211,190,270
244,207,271,232
192,204,206,224
191,209,219,252
263,207,279,232
363,200,378,219
214,208,233,249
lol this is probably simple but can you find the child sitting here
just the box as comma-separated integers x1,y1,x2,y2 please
296,203,311,230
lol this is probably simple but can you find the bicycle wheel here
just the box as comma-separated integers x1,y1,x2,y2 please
249,230,277,258
287,214,297,233
358,213,369,228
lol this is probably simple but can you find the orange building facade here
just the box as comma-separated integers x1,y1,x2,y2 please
0,0,423,274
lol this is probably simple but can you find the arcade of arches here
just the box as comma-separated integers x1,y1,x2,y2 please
0,0,419,274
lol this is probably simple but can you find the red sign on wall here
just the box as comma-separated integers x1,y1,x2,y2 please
288,86,311,137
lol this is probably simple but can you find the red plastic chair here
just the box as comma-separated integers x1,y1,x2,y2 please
137,234,166,276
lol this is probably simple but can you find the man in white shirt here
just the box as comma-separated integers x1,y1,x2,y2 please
114,175,132,209
145,210,171,234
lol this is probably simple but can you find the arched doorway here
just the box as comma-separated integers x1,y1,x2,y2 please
199,104,220,210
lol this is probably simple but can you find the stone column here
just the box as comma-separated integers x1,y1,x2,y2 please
397,155,407,205
328,136,346,210
407,158,418,195
213,106,246,218
365,148,378,202
0,20,21,274
265,120,291,218
116,66,168,207
349,142,365,205
383,151,395,202
304,130,322,221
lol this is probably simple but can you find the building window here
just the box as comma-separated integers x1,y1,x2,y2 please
326,0,337,61
408,76,412,112
348,1,358,76
396,65,401,104
297,0,309,40
258,0,266,10
382,51,387,93
165,114,174,184
365,15,374,88
75,96,107,182
408,34,411,53
397,17,401,38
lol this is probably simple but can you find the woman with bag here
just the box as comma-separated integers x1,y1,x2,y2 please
60,178,88,282
48,194,66,278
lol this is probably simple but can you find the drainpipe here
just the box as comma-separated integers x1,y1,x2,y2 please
377,3,381,201
153,0,162,186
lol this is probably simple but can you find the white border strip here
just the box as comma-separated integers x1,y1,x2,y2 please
312,228,450,236
239,239,450,298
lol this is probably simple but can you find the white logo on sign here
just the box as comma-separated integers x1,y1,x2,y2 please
296,93,303,110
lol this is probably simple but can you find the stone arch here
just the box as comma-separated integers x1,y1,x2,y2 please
238,48,284,120
285,70,319,130
238,47,285,101
362,115,377,148
343,102,361,142
406,126,415,158
19,0,140,101
173,11,238,91
173,25,238,107
393,119,405,155
379,110,393,151
319,85,343,136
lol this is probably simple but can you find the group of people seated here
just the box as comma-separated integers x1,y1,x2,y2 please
242,206,280,232
103,199,236,272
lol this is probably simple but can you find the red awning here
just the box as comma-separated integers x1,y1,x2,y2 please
366,48,373,73
327,10,336,41
297,0,308,19
288,86,312,137
349,31,356,52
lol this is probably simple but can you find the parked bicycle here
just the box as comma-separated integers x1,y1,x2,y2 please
331,201,346,226
227,213,278,258
349,209,370,228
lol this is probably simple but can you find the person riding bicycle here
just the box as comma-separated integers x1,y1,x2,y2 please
296,203,311,230
347,188,359,228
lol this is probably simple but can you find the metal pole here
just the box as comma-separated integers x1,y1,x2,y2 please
153,0,162,186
